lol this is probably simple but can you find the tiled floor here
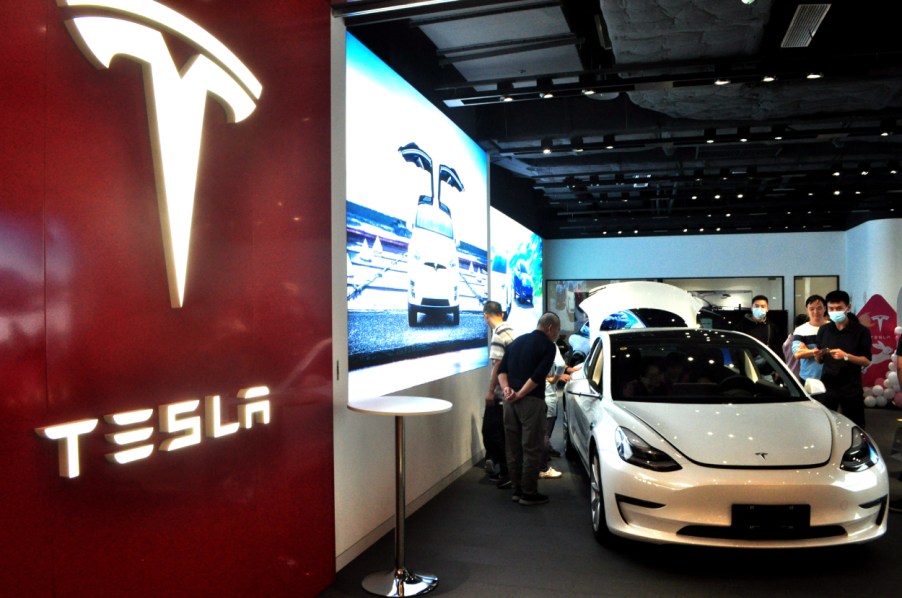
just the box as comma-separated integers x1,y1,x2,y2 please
321,406,902,597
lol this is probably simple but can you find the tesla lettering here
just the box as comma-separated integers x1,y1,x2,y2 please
58,0,263,307
35,386,271,478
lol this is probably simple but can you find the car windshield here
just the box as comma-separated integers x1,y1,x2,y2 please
609,329,805,404
414,204,453,238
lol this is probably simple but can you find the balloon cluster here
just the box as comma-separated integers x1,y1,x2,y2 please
864,325,902,408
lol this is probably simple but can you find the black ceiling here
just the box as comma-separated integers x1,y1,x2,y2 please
334,0,902,239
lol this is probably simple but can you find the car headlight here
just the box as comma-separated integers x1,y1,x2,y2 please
840,427,880,472
614,427,681,472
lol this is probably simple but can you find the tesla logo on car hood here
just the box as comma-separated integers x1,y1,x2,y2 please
756,452,768,460
58,0,262,308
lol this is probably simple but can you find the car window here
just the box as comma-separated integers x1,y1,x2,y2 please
414,204,453,238
585,337,603,391
609,331,804,404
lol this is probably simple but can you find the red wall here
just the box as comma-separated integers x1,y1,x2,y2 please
0,1,334,595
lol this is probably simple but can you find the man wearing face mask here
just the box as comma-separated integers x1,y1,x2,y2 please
744,295,783,356
814,290,872,427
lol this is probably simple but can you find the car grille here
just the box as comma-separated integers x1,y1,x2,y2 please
677,523,846,541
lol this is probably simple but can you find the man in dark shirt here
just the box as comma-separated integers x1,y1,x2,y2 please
743,294,783,356
815,290,872,427
498,312,560,506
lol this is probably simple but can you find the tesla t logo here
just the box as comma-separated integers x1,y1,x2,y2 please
58,0,263,307
756,452,768,460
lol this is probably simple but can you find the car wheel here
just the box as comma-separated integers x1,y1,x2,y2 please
450,306,460,325
591,449,615,545
408,305,418,326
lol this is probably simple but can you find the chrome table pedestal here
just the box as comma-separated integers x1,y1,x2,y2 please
348,396,452,597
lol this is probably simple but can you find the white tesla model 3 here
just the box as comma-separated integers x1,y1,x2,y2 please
562,282,888,548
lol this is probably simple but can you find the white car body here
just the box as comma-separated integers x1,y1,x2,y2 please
562,282,889,548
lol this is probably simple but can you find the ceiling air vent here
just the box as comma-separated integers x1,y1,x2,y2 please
781,4,831,48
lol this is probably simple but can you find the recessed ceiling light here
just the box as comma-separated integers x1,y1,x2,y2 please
714,78,730,86
806,72,823,79
762,74,776,83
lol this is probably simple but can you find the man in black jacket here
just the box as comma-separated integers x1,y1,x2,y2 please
743,294,783,356
498,312,560,506
815,290,872,427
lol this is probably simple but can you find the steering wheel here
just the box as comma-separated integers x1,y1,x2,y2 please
716,375,756,397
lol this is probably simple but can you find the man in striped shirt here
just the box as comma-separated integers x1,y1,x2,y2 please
482,301,516,487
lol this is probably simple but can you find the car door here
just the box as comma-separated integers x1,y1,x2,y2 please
565,337,604,469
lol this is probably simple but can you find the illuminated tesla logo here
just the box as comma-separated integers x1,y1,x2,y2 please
36,386,271,478
58,0,263,307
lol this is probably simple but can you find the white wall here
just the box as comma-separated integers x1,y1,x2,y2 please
546,220,902,322
545,231,847,313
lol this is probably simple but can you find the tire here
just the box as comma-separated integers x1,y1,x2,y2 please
408,305,418,326
591,450,616,546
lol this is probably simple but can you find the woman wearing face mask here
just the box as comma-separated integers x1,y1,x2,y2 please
814,290,872,428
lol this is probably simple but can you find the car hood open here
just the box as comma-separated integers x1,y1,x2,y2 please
620,400,835,467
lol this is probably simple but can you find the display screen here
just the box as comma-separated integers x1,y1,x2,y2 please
345,33,489,399
488,208,543,333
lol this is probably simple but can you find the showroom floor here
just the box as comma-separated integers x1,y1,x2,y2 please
320,407,902,597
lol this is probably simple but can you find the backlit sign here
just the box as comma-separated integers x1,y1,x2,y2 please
36,386,271,478
58,0,263,307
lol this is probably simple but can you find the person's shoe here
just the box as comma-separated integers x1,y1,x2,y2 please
518,492,549,506
483,458,494,473
511,491,522,502
539,466,562,479
488,472,503,482
548,447,562,458
496,478,512,489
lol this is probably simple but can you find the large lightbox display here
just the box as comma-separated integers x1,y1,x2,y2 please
488,208,543,333
345,33,489,399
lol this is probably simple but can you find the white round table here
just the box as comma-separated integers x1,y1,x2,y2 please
347,396,452,597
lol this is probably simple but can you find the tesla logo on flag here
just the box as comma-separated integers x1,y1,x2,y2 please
58,0,263,307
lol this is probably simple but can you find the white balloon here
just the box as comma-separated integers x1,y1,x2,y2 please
864,395,877,408
871,385,884,397
895,326,902,335
876,395,888,407
887,372,898,384
863,386,874,396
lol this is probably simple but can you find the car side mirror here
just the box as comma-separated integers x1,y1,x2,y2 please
804,378,826,396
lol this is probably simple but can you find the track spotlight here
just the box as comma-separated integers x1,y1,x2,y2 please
705,128,716,143
571,136,584,152
603,135,615,149
738,126,750,142
772,125,785,140
541,137,553,154
831,163,842,177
